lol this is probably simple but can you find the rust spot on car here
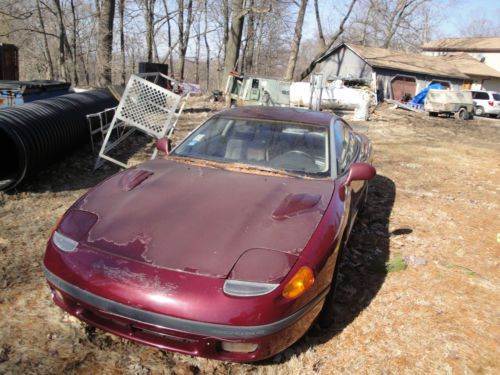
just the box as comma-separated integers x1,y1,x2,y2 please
92,260,178,295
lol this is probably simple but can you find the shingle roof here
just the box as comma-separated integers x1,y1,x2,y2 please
440,53,500,78
344,44,468,79
422,37,500,52
317,43,500,80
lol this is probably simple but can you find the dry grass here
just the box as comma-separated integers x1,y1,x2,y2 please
0,100,499,374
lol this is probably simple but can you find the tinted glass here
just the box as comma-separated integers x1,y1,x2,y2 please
173,117,329,177
474,92,489,100
493,93,500,101
334,120,358,174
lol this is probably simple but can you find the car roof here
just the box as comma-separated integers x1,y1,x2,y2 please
215,106,336,127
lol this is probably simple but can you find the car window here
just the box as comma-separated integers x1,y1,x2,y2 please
334,120,359,175
172,117,329,177
474,92,489,100
493,93,500,101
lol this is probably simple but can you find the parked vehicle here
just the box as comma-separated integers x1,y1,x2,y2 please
467,90,500,117
424,90,474,120
225,72,291,107
43,107,375,362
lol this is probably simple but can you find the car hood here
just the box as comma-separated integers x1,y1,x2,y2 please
76,159,334,278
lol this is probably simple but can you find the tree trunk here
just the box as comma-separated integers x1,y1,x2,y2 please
37,0,55,80
204,0,210,90
313,0,326,48
298,0,358,81
145,0,156,62
222,0,229,61
244,0,255,74
161,0,174,76
177,0,193,80
119,0,126,85
284,0,308,81
96,0,115,86
222,0,245,87
53,0,68,80
194,19,201,84
70,0,79,85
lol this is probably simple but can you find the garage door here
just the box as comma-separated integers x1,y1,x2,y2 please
391,76,416,101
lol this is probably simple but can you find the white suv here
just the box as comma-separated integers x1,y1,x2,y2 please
468,90,500,117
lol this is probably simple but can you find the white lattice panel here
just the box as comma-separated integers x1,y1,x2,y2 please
116,75,181,138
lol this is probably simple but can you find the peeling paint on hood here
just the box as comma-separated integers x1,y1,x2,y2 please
77,159,335,278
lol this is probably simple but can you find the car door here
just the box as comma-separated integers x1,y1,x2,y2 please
333,120,364,239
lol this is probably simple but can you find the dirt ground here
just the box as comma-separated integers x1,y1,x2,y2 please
0,99,499,374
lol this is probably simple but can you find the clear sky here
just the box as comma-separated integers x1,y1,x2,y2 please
300,0,500,42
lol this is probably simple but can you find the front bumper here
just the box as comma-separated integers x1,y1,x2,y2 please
45,267,327,362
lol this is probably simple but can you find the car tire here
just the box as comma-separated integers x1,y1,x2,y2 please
457,108,467,120
429,112,438,117
317,245,347,328
474,106,484,116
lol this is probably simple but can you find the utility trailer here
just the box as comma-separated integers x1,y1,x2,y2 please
424,90,474,120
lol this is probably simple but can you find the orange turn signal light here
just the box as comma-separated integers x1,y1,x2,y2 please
282,266,315,300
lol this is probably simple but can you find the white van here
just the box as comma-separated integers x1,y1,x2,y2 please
467,90,500,117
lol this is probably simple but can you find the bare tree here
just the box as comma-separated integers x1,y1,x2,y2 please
177,0,194,80
313,0,326,48
69,0,79,85
36,0,55,79
204,0,210,89
222,0,245,87
119,0,126,84
284,0,308,81
96,0,116,86
298,0,358,80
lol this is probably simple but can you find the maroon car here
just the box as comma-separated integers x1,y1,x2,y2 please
43,106,375,362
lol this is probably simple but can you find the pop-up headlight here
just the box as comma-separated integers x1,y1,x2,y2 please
50,209,98,253
223,248,298,298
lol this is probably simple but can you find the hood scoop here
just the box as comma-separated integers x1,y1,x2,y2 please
119,169,154,191
272,193,322,221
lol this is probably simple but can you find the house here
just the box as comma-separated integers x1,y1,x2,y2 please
313,43,469,101
312,42,500,101
422,37,500,91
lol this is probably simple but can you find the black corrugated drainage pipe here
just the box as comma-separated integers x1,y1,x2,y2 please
0,89,118,191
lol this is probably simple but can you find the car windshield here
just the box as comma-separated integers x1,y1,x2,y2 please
172,117,329,177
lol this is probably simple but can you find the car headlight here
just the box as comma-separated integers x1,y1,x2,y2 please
52,230,78,252
223,248,298,297
50,209,98,253
223,279,279,297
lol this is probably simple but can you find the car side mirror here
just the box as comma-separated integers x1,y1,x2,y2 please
156,138,172,154
340,163,376,201
346,163,376,185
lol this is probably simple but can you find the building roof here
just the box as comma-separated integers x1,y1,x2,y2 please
319,43,468,79
422,37,500,52
440,53,500,78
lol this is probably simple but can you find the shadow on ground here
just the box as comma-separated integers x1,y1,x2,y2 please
5,133,152,194
267,174,401,363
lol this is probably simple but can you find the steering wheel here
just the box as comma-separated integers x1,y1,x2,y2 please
269,150,318,171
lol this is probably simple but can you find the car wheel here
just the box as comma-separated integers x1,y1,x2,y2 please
474,106,484,116
457,108,467,120
317,245,347,328
429,112,438,117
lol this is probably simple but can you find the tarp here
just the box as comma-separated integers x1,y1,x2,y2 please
410,83,444,105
